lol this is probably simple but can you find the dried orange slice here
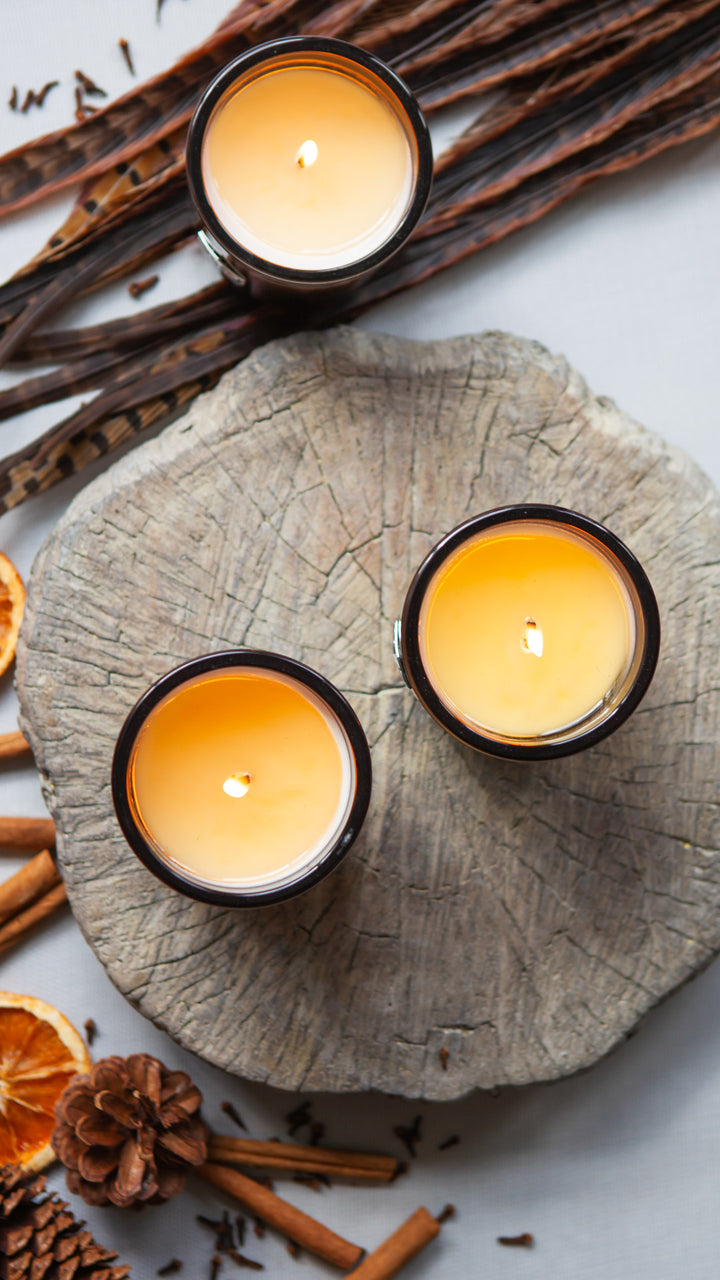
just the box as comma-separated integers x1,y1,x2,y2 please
0,551,25,678
0,992,91,1172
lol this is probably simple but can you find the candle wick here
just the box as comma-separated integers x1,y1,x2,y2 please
521,617,544,658
296,139,318,168
223,772,252,798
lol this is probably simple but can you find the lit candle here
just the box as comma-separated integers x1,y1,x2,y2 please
112,652,371,905
186,37,432,293
396,507,660,759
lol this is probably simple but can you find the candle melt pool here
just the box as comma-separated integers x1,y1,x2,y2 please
419,522,636,739
129,669,355,889
201,65,414,269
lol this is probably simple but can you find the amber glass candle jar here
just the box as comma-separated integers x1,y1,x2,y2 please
395,506,660,760
112,651,371,906
186,36,432,294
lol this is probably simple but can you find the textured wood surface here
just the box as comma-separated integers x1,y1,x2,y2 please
16,327,720,1099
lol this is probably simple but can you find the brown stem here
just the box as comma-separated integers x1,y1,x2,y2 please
341,1207,441,1279
208,1134,398,1181
0,881,67,957
197,1162,363,1271
0,848,60,927
0,730,32,762
0,816,55,853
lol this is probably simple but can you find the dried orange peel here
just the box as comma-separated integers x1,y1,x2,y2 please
0,992,90,1172
0,551,25,677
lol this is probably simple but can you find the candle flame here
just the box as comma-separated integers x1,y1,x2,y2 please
223,771,252,798
296,139,318,168
521,617,543,658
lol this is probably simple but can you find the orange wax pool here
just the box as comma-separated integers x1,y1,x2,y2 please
201,64,413,269
419,522,636,739
129,669,354,888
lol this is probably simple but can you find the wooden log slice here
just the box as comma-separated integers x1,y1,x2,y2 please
15,328,720,1099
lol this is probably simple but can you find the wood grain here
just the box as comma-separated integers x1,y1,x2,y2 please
15,328,720,1098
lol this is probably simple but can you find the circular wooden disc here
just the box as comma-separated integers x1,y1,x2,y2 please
17,328,720,1099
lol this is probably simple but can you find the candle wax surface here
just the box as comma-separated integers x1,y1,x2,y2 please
202,65,413,269
130,670,353,888
419,524,636,739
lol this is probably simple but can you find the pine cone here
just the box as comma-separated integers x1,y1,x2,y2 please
51,1054,208,1209
0,1162,130,1279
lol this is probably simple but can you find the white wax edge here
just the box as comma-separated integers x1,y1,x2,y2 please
417,520,640,742
132,667,358,893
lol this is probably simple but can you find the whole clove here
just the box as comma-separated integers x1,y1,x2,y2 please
128,274,159,299
197,1216,223,1233
118,39,135,76
209,1257,222,1280
75,70,107,98
439,1047,450,1070
393,1115,423,1158
21,90,36,113
286,1241,302,1260
236,1216,246,1248
285,1100,312,1136
437,1205,456,1225
438,1134,460,1151
221,1100,248,1132
253,1217,265,1240
498,1232,534,1247
8,86,18,110
34,81,59,107
292,1172,330,1192
83,1017,97,1045
157,1262,183,1276
228,1252,263,1271
216,1211,234,1253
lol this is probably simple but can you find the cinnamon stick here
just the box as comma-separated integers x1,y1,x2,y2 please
0,730,32,762
0,848,60,926
0,881,67,956
341,1208,440,1280
208,1135,398,1181
0,816,55,853
198,1163,363,1271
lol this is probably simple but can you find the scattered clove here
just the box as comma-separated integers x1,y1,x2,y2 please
285,1100,312,1136
119,38,135,76
221,1100,248,1131
8,86,17,110
209,1257,222,1280
197,1216,223,1233
34,80,59,107
75,69,107,98
292,1171,330,1192
83,1017,97,1045
437,1205,456,1225
439,1046,450,1070
390,1160,409,1181
157,1262,182,1276
498,1232,534,1247
236,1216,246,1248
21,90,36,113
228,1252,263,1271
253,1217,265,1240
438,1134,460,1151
128,274,159,299
393,1114,423,1158
286,1241,302,1260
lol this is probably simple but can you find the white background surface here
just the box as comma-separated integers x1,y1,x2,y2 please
2,4,720,1277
